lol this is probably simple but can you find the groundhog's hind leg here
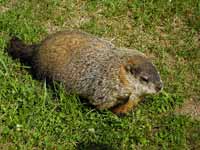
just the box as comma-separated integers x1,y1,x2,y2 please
111,98,141,114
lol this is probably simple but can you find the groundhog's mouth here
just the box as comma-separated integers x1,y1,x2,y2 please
155,82,163,92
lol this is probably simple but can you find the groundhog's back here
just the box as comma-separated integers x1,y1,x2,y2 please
33,31,114,80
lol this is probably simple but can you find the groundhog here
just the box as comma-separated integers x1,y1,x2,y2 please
8,30,163,114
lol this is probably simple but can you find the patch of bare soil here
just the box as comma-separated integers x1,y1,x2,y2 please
0,0,17,13
175,98,200,120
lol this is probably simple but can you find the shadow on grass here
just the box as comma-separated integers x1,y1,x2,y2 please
77,142,117,150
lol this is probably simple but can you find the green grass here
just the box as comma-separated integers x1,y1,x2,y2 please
0,0,200,149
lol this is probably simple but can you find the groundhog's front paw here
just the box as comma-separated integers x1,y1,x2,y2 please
111,98,141,115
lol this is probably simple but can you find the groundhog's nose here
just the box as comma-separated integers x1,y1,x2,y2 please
155,82,163,92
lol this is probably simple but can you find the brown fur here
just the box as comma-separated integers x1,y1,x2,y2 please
111,98,141,114
8,30,163,114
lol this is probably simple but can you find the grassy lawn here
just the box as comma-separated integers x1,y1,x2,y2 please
0,0,200,149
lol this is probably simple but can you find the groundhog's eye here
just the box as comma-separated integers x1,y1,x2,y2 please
140,75,149,83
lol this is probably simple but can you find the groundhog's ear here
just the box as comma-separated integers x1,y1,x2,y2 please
124,64,132,72
130,66,141,76
124,64,140,76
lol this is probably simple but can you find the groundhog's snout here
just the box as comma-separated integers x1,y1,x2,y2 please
155,82,163,92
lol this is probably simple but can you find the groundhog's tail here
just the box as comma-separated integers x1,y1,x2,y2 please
8,36,37,63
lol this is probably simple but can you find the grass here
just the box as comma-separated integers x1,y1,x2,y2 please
0,0,200,149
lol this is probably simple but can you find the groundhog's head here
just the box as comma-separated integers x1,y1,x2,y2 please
110,56,163,114
120,55,163,97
